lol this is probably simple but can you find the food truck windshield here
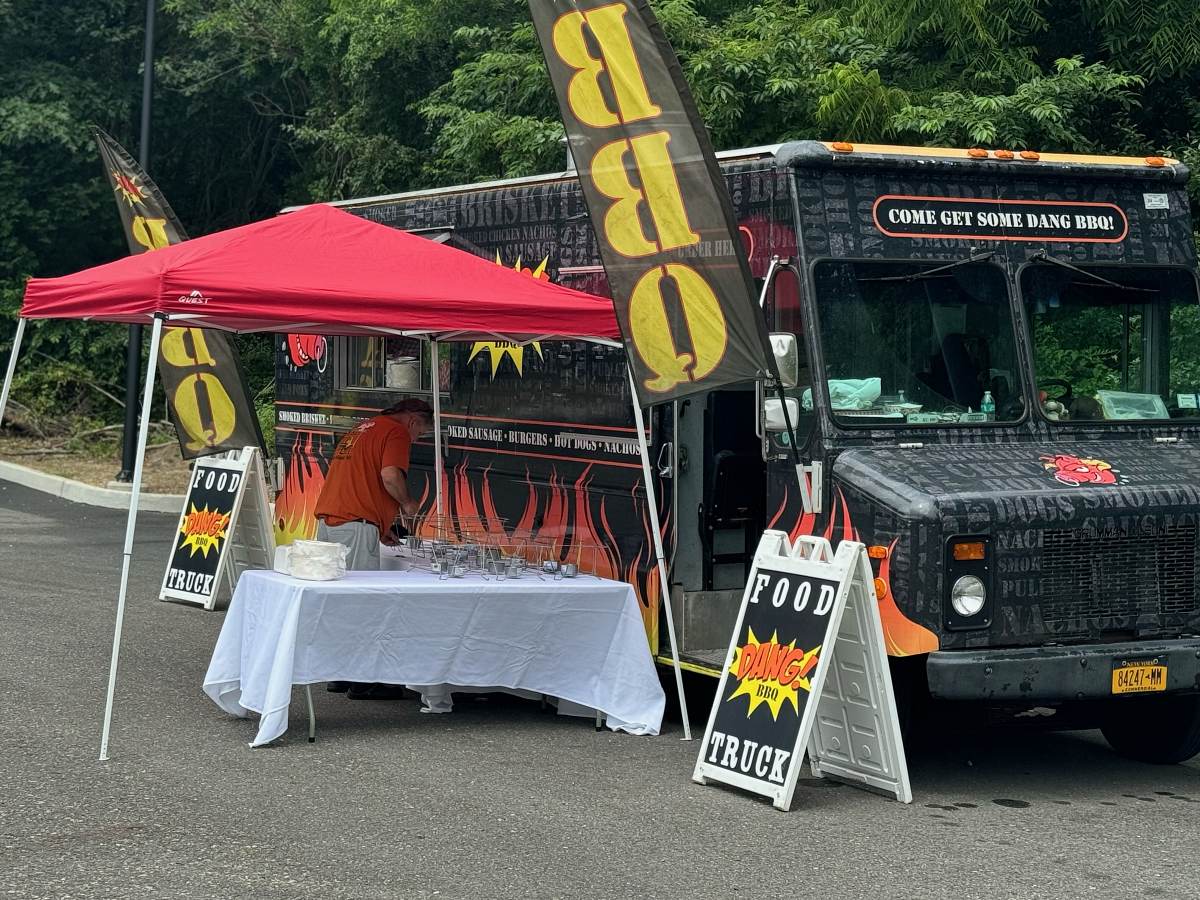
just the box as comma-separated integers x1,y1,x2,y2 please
813,257,1200,427
813,259,1024,426
1022,263,1200,422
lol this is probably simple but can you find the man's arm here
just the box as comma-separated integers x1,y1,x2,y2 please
381,465,419,518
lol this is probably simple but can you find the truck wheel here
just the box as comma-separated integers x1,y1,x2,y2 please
1100,694,1200,764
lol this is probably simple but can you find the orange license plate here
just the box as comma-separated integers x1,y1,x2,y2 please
1111,658,1167,695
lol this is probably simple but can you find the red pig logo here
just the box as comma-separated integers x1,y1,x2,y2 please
1040,453,1119,486
287,334,327,372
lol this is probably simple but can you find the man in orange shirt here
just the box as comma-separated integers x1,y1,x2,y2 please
314,398,434,570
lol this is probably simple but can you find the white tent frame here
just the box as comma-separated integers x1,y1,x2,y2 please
0,314,691,759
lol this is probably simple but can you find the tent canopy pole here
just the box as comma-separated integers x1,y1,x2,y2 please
431,338,444,519
0,317,27,429
627,366,692,741
99,315,164,761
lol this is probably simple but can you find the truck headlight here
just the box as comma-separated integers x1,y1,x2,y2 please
951,575,986,617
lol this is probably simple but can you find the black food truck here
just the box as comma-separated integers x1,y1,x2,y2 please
276,141,1200,763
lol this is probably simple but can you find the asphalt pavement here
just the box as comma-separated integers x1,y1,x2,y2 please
1,479,1198,900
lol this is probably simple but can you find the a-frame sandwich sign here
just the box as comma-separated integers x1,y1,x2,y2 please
693,532,912,810
160,446,275,611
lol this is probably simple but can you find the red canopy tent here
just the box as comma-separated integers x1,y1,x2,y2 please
20,203,621,340
2,203,690,758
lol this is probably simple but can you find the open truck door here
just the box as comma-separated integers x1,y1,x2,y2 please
664,262,824,673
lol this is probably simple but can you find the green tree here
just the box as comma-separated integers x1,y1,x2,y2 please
0,0,297,432
5,0,1200,438
1,1,151,427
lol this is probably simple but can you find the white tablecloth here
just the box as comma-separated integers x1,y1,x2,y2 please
202,569,665,746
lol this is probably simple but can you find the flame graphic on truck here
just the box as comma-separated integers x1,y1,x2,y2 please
274,433,327,545
412,456,664,643
768,484,939,656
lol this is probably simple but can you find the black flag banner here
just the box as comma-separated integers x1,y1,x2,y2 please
528,0,772,406
95,127,189,253
95,128,264,459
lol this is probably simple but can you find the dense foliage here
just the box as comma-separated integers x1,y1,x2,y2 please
2,0,1199,433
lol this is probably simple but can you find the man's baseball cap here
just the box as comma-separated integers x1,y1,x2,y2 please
382,398,434,416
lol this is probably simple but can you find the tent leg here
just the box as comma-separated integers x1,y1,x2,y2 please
0,318,27,429
431,339,444,519
305,685,316,743
99,316,163,762
627,366,692,741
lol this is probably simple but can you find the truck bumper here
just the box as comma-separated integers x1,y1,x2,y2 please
926,639,1200,701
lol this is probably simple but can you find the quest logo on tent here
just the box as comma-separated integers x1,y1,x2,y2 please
177,289,212,305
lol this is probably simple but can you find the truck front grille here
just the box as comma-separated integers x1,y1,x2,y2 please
1040,521,1200,626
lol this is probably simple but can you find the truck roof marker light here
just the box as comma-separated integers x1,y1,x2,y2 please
873,577,888,599
1020,150,1040,161
967,148,988,159
994,149,1015,160
867,545,890,559
1145,156,1166,167
831,141,854,153
952,541,986,562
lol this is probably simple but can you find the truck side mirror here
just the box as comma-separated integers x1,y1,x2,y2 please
769,332,799,388
764,397,801,432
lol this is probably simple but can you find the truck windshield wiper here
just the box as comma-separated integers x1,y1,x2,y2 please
858,251,996,283
1030,250,1156,292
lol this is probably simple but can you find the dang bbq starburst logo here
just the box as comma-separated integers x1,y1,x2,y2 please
179,504,231,558
468,340,543,376
112,170,146,206
726,627,820,720
468,255,548,377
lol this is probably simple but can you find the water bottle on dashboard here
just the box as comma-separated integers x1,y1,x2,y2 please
981,390,995,421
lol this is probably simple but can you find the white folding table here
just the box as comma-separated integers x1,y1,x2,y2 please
202,569,666,746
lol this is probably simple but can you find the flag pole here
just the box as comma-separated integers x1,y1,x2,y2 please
627,366,692,741
117,0,157,482
431,339,444,518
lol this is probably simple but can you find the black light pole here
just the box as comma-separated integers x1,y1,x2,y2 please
117,0,156,482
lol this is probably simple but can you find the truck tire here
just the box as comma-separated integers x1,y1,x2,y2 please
1100,694,1200,764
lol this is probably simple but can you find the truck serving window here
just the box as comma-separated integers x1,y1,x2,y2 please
335,336,449,394
1022,264,1200,422
813,260,1022,426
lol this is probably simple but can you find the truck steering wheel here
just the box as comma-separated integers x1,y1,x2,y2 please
1038,378,1074,405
